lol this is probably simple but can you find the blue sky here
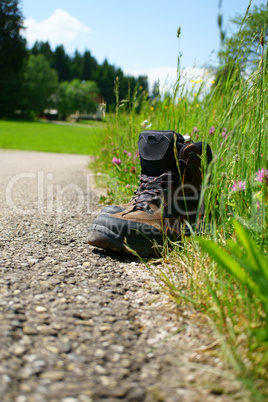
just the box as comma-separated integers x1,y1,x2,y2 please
21,0,265,90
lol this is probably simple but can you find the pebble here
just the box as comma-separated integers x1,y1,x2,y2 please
35,306,47,313
22,326,37,335
40,371,66,381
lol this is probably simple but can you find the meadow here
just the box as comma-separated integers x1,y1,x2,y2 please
0,120,105,155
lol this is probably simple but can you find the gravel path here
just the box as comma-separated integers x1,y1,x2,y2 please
0,150,248,402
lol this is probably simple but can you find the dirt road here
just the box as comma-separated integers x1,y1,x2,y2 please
0,150,247,401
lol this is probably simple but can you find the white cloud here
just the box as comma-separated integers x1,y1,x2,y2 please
23,9,91,50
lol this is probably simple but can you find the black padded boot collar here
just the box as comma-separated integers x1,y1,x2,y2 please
138,130,184,176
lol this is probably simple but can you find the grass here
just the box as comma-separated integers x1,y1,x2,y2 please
91,52,268,398
0,120,105,155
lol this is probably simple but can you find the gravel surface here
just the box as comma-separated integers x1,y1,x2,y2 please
0,150,249,402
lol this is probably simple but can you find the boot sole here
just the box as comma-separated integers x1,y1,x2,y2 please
87,223,161,258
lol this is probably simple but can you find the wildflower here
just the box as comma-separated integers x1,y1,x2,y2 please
212,80,215,84
141,120,152,129
255,168,268,185
192,126,199,133
112,157,122,166
124,150,132,157
221,129,227,139
164,105,168,110
183,134,191,142
230,180,246,192
135,151,139,159
191,79,195,83
209,126,215,135
150,106,154,111
196,104,199,107
125,184,131,188
194,93,197,97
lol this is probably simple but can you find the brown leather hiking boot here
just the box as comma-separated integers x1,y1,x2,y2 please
88,131,212,257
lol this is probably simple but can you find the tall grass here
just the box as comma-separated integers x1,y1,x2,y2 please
92,40,268,397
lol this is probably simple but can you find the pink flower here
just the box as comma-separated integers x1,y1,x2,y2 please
124,150,132,157
255,168,268,185
209,126,215,135
230,180,246,192
192,126,199,133
112,157,122,166
221,128,228,139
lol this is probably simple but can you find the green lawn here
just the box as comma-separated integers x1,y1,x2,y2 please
0,120,106,155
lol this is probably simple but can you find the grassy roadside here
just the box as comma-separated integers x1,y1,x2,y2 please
0,120,106,155
90,63,268,397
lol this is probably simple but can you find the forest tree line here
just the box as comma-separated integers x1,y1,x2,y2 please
0,0,148,118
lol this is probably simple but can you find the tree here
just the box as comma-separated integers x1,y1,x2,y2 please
82,50,97,81
31,41,53,65
22,54,58,115
0,0,27,116
54,79,99,118
51,45,71,81
219,4,268,73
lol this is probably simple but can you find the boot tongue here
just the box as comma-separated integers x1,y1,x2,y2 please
138,130,184,176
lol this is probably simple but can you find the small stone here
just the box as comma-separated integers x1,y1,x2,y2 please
99,324,112,332
94,349,105,358
185,374,195,383
12,345,26,356
127,386,145,401
40,371,65,380
22,326,37,335
19,383,31,392
15,396,27,402
66,363,75,371
94,365,107,374
46,345,60,354
28,258,39,264
37,325,57,335
14,289,21,295
35,306,47,313
110,344,124,353
99,376,117,387
121,359,131,368
32,360,46,374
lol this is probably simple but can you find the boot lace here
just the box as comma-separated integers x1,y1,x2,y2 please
123,173,180,215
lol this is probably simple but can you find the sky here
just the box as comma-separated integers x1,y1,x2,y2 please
20,0,265,91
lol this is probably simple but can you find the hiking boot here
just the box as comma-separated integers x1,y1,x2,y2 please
88,130,212,257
